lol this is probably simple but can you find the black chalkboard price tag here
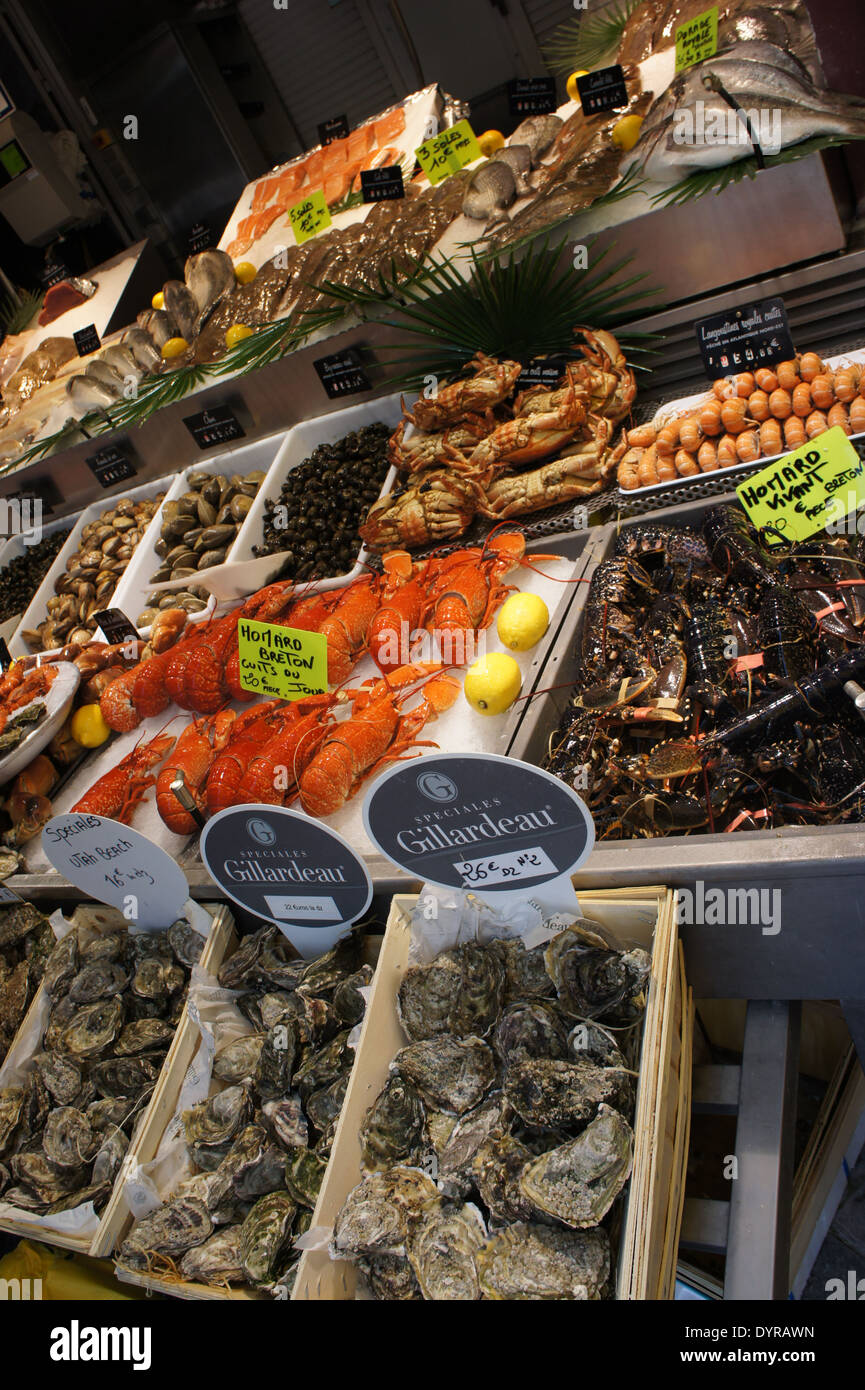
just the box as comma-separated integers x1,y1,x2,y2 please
508,77,557,117
182,404,246,449
86,445,137,489
41,261,69,289
73,323,101,357
576,65,628,116
360,165,405,202
516,356,568,391
313,347,371,400
188,222,212,254
694,296,795,377
92,608,139,645
318,115,349,146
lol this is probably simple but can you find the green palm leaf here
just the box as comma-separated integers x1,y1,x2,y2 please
543,1,639,75
649,132,865,208
0,289,41,336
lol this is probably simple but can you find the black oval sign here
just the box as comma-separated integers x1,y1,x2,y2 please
363,753,594,892
201,806,372,950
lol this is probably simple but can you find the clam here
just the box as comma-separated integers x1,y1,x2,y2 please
180,1226,244,1285
519,1104,634,1228
476,1221,610,1300
62,998,124,1057
359,1072,426,1173
120,1196,213,1270
407,1202,486,1300
395,1036,495,1116
239,1191,296,1286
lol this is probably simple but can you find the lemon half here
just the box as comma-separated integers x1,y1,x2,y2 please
478,130,505,157
161,337,189,359
464,653,523,716
226,324,253,349
234,261,256,284
612,114,644,151
497,592,550,651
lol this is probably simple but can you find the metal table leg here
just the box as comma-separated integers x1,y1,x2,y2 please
724,1000,801,1300
840,999,865,1074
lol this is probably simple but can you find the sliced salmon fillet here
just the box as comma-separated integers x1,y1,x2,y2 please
324,170,351,205
251,176,279,213
375,108,406,145
322,139,348,176
306,150,324,183
350,146,401,193
251,206,284,238
227,235,252,260
347,125,375,162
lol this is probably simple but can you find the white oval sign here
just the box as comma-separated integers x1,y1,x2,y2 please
42,813,190,930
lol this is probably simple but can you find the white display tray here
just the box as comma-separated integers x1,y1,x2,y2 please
0,514,80,646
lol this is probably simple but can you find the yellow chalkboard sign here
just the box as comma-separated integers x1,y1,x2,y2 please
675,6,719,71
736,426,865,545
237,618,328,700
288,189,332,244
415,120,482,185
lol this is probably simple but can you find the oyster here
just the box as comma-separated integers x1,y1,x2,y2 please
43,993,78,1051
42,931,79,997
0,960,31,1039
120,1196,213,1270
10,1150,84,1198
294,1027,352,1100
504,1057,633,1130
213,1034,266,1083
332,964,373,1026
92,1129,128,1185
519,1104,634,1227
68,961,128,1004
360,1072,426,1173
283,1145,328,1208
497,937,556,1002
472,1132,535,1223
254,1022,297,1099
131,957,168,1005
0,901,48,948
395,1036,496,1115
61,998,124,1056
332,1167,440,1258
0,1085,23,1155
494,999,569,1065
544,923,651,1023
263,1094,308,1149
297,932,362,997
180,1225,244,1285
43,1107,97,1168
47,1180,111,1215
80,931,127,964
183,1083,252,1149
0,1161,9,1194
476,1221,610,1300
217,927,277,989
34,1052,83,1106
87,1096,134,1131
437,1094,507,1194
90,1055,159,1098
239,1191,296,1286
19,1068,52,1137
397,943,504,1040
167,918,204,967
255,939,305,991
226,1124,287,1201
113,1018,175,1055
358,1252,422,1300
408,1202,486,1300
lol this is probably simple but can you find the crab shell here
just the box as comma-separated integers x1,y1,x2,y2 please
359,468,484,551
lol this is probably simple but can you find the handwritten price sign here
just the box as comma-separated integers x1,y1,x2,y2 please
415,120,481,185
288,189,332,244
736,426,865,545
454,846,557,887
675,5,718,70
237,618,328,700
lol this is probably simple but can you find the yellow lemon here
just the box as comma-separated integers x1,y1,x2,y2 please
497,592,550,651
70,704,111,749
161,336,189,359
151,291,164,310
478,129,505,157
464,652,523,716
225,324,253,349
234,261,257,284
566,70,589,103
612,114,644,151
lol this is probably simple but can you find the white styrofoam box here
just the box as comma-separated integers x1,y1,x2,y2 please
110,433,291,629
0,514,79,645
10,475,174,656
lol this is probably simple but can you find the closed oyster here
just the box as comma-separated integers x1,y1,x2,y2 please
120,1197,213,1269
217,927,277,989
408,1202,486,1300
519,1104,634,1227
283,1146,327,1208
544,923,651,1024
395,1036,495,1115
80,931,127,964
568,1019,628,1069
10,1150,84,1198
62,998,124,1056
114,1018,175,1055
304,1073,349,1136
0,901,49,948
437,1094,507,1194
42,932,79,997
359,1252,422,1300
227,1124,287,1201
47,1180,111,1215
263,1094,308,1149
477,1221,610,1300
68,961,128,1004
90,1055,159,1098
397,943,504,1040
180,1225,244,1285
360,1073,426,1173
239,1191,296,1286
131,957,168,1005
43,993,78,1050
213,1034,266,1083
297,932,362,997
0,1085,23,1155
19,1069,51,1138
332,1167,440,1258
0,960,31,1040
0,1161,9,1195
92,1129,128,1185
332,964,373,1025
183,1083,252,1149
34,1052,83,1106
472,1132,535,1222
43,1107,97,1167
497,937,556,1002
254,939,304,991
87,1096,133,1130
504,1058,633,1130
254,1022,297,1099
494,999,569,1065
167,918,204,967
294,1027,352,1100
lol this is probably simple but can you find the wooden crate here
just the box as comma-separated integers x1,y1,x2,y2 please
294,886,692,1301
0,902,234,1258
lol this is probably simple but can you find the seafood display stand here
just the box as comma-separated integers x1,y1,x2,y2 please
0,901,234,1256
294,887,692,1301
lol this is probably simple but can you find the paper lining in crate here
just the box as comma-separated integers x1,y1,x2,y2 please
0,897,233,1257
113,931,381,1300
293,885,692,1301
